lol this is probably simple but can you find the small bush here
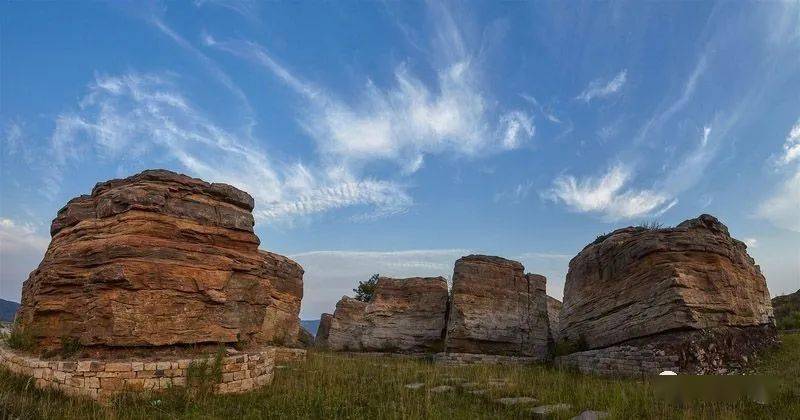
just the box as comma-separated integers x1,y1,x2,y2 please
637,220,665,230
59,336,82,358
777,311,800,330
186,346,224,394
353,273,380,302
5,321,35,352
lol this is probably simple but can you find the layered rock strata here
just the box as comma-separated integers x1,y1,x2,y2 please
546,296,562,342
445,255,551,359
16,169,304,350
558,214,777,374
324,277,449,352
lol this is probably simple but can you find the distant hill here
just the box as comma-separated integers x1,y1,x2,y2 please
0,299,20,322
301,319,321,336
773,289,800,330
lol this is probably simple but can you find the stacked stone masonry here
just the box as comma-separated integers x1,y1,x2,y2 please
555,346,679,377
0,345,275,400
274,347,307,363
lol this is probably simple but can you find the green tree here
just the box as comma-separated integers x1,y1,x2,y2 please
353,274,380,302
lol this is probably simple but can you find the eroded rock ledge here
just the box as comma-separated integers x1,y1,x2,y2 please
318,256,553,362
17,169,304,350
321,277,449,353
557,214,777,374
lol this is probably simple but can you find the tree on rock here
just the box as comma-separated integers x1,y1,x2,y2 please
354,274,380,302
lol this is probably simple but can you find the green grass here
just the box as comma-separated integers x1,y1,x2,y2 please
1,333,799,419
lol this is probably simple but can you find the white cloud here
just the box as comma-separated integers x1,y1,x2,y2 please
46,73,412,222
546,164,677,221
659,124,717,195
576,70,627,103
743,238,758,248
758,118,800,233
207,6,534,174
0,218,49,254
0,219,49,302
520,94,562,124
758,168,800,233
499,111,535,150
494,180,534,204
780,119,800,165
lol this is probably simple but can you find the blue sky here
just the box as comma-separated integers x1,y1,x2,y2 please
1,1,799,319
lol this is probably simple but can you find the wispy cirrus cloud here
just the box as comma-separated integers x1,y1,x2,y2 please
758,118,800,232
204,4,534,175
45,73,412,222
576,69,627,103
545,164,677,221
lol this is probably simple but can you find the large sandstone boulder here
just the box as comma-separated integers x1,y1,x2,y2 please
325,277,448,352
445,255,551,359
326,297,368,351
558,214,777,374
16,169,303,350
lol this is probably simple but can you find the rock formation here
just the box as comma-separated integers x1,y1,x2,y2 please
445,255,551,359
325,277,448,352
558,214,777,374
298,325,315,348
546,296,562,341
315,313,333,349
16,169,304,350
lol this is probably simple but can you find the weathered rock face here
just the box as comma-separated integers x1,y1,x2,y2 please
558,214,777,374
326,277,449,352
315,313,333,349
445,255,551,359
298,326,315,348
16,169,303,350
325,297,368,351
546,296,562,341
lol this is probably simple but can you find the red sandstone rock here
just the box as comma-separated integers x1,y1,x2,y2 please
17,169,303,350
560,214,775,351
445,255,551,359
325,277,449,352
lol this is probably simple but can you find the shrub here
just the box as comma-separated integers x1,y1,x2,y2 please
777,311,800,330
186,346,224,394
59,336,82,358
637,220,665,230
353,274,380,302
5,321,35,352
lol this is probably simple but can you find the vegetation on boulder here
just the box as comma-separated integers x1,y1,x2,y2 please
353,273,380,302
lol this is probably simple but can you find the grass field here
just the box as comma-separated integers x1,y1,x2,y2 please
1,333,798,419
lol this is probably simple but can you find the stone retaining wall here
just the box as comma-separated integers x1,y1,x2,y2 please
555,345,679,377
0,344,275,400
274,347,307,363
334,351,542,366
433,352,543,366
